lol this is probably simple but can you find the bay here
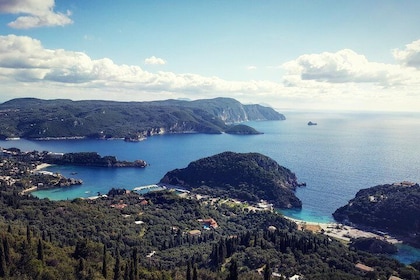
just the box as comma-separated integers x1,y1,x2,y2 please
1,110,419,263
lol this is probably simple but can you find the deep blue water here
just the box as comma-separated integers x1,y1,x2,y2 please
1,111,419,263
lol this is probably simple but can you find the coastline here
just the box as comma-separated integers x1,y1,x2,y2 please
283,215,402,245
20,163,54,195
33,163,53,171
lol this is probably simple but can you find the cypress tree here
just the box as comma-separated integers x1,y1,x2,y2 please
37,238,44,261
114,249,121,280
192,264,198,280
102,244,108,279
263,262,271,280
226,259,238,280
0,241,6,278
26,225,31,244
186,261,192,280
2,237,10,264
132,247,138,280
123,262,129,280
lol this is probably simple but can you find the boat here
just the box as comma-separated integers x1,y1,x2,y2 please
307,121,317,126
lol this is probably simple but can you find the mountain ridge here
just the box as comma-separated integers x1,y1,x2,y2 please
0,97,285,139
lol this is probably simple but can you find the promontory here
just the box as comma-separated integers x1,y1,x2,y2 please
159,151,302,209
0,97,284,140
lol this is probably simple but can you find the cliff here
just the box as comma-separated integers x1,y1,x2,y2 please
160,151,302,209
0,97,284,139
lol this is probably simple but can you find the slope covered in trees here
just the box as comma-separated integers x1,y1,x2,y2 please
333,182,420,247
160,152,302,209
0,97,284,139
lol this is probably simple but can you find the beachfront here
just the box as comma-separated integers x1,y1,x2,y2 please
285,216,401,244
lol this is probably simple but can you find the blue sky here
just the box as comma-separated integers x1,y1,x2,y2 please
1,0,420,111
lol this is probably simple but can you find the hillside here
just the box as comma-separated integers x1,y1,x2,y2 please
0,154,419,279
333,182,420,246
0,97,284,139
160,151,302,208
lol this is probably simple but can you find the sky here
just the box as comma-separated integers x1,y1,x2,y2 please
0,0,420,112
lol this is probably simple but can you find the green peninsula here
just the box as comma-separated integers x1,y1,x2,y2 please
160,151,302,209
333,182,420,247
0,97,284,140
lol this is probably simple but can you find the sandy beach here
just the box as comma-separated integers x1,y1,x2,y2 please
33,163,53,171
284,216,402,244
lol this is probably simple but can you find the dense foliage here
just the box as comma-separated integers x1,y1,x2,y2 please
350,237,398,254
224,124,262,135
161,152,303,209
0,97,284,139
0,189,419,279
333,182,420,246
1,151,419,279
44,152,147,168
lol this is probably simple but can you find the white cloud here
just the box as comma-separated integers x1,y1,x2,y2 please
144,56,166,65
246,66,257,70
0,35,282,95
0,0,72,29
282,48,418,87
0,35,419,112
393,39,420,69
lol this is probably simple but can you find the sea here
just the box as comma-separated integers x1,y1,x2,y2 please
1,110,419,264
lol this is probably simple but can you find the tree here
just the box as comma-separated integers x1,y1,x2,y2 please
0,241,6,277
263,262,271,280
186,261,192,280
37,239,44,261
192,264,198,280
102,244,108,279
226,259,238,280
114,249,121,280
26,224,31,244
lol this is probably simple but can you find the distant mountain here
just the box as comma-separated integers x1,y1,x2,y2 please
0,97,285,139
333,182,420,246
159,151,302,209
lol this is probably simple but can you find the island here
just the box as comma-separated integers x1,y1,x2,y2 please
0,97,285,140
159,151,302,209
333,182,420,248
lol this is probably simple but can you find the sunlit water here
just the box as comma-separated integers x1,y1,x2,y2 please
1,111,419,263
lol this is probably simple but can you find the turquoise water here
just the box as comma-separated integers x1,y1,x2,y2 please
1,111,419,263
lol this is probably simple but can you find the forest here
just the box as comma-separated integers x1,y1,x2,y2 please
333,182,420,247
0,97,283,140
160,152,302,209
1,149,420,279
0,184,419,278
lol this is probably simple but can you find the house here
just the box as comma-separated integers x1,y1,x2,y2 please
189,230,201,236
388,276,403,280
199,218,219,229
355,262,374,272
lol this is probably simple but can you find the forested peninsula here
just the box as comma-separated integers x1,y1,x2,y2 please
333,182,420,248
0,97,284,140
160,151,302,209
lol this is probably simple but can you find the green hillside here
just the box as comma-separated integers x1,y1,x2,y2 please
160,152,302,209
333,182,420,246
0,97,284,139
